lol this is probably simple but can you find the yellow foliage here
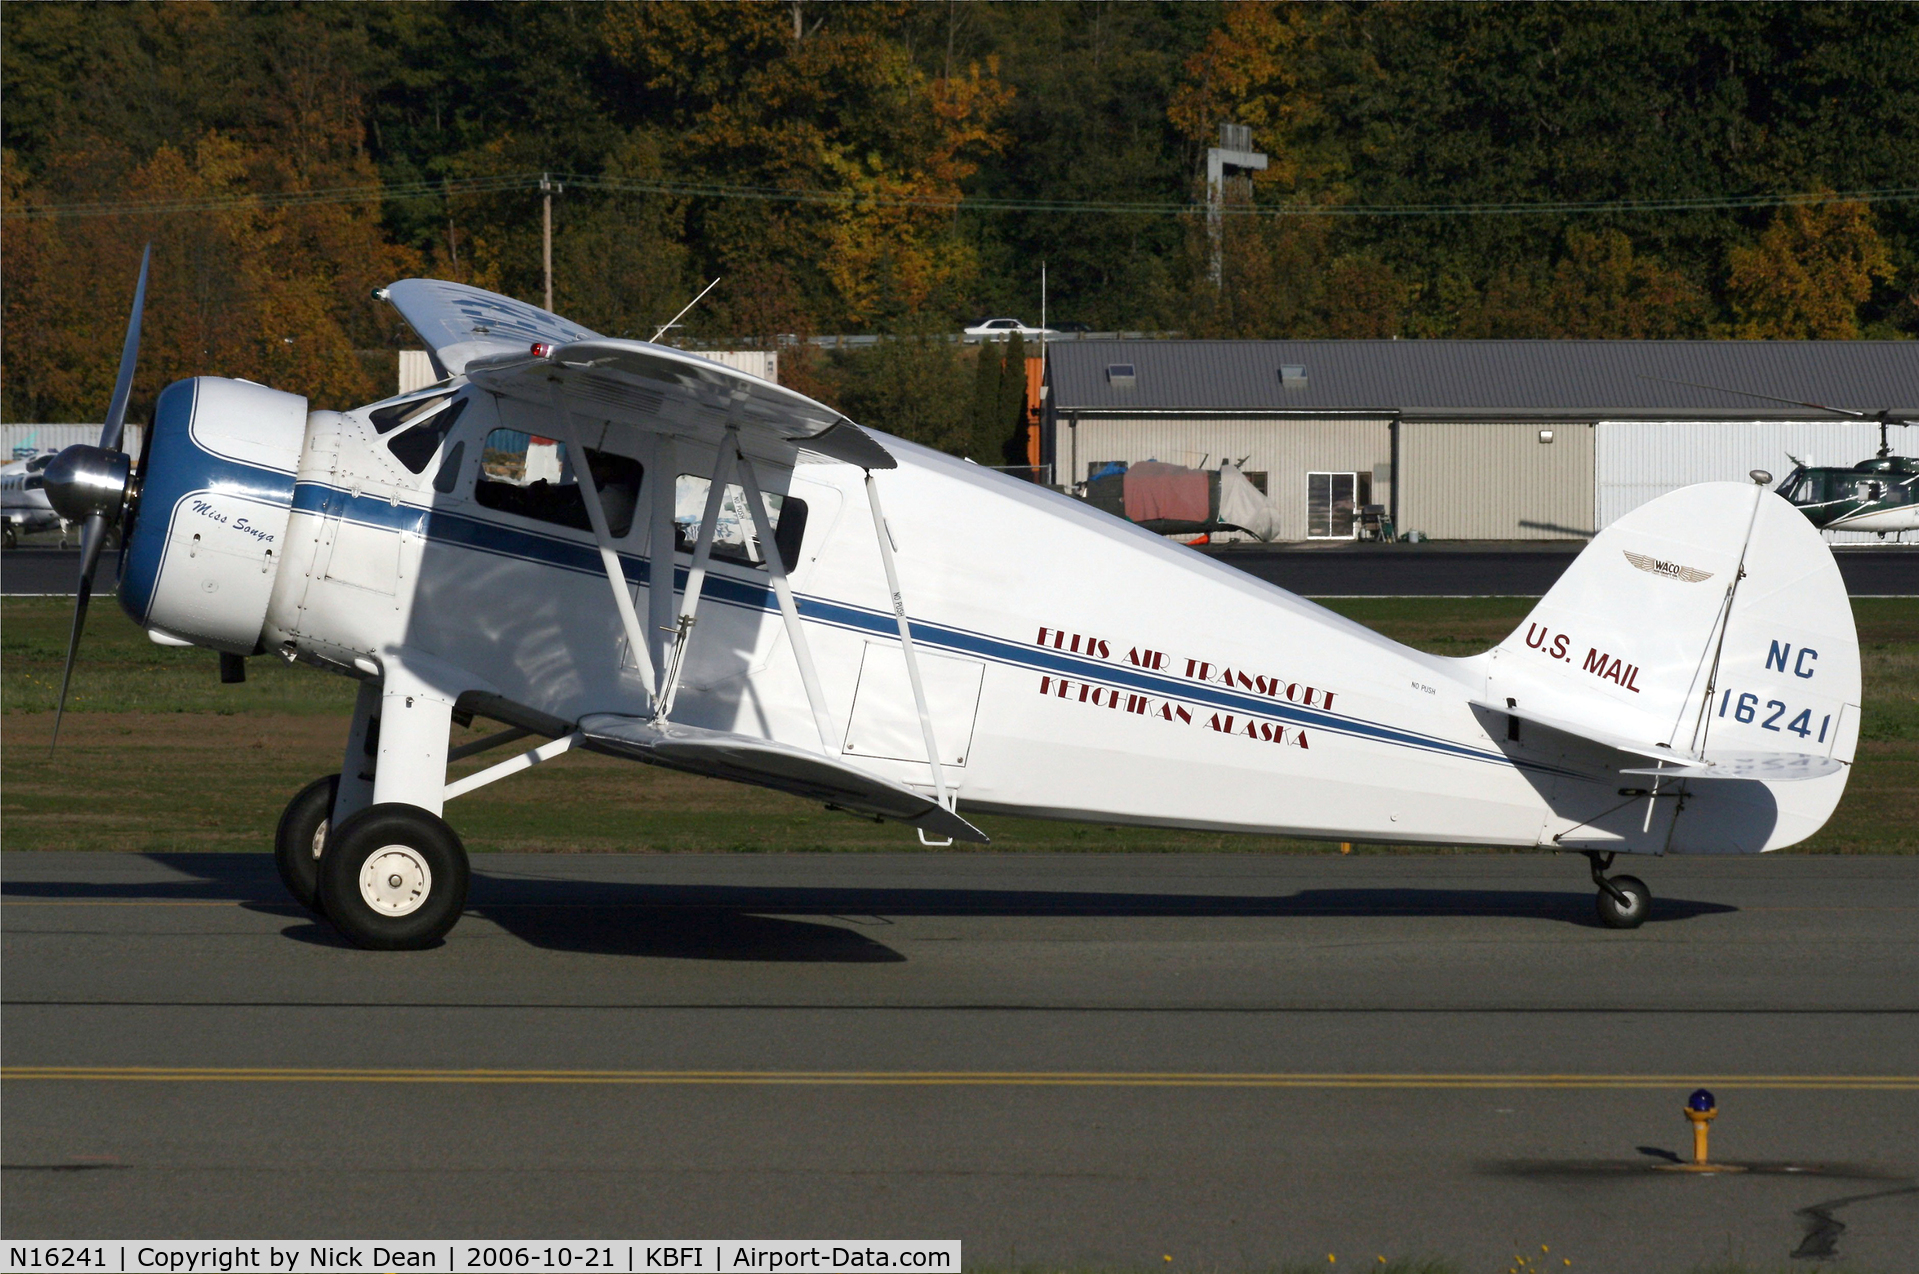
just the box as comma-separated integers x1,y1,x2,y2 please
1726,199,1895,339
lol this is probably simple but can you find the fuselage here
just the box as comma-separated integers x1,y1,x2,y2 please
1776,459,1919,533
2,453,63,533
115,372,1835,858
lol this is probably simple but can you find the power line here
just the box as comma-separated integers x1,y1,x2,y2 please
6,170,1918,221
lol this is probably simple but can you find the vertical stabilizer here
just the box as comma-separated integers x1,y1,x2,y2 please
1471,481,1859,851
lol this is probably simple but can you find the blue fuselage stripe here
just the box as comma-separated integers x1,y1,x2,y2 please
285,480,1528,772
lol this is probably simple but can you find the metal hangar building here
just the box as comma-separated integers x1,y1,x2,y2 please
1040,340,1919,543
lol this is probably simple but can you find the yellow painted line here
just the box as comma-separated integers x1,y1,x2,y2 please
3,1068,1915,1089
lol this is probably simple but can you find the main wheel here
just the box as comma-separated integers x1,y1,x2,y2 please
274,774,339,914
1595,874,1651,929
318,803,469,950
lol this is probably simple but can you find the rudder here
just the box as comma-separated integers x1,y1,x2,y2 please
1472,479,1859,852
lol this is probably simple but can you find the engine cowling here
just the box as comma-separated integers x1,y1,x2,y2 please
119,377,305,655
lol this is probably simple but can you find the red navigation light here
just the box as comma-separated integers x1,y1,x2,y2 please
530,342,554,358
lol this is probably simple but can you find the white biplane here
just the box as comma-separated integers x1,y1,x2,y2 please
46,256,1861,948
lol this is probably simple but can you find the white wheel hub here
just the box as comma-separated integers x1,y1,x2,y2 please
311,819,328,861
359,845,432,917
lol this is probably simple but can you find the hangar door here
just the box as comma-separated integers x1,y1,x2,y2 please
1397,421,1594,541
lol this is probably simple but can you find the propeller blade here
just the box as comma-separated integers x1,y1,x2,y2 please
1635,374,1867,419
99,244,152,453
49,513,111,754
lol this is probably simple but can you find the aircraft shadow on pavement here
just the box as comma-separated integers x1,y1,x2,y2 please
0,853,1739,960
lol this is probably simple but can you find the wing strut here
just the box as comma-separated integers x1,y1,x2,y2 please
657,429,738,719
863,472,953,844
645,433,678,698
735,447,840,754
549,384,657,709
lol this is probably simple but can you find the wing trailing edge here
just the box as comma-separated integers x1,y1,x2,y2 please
577,714,988,844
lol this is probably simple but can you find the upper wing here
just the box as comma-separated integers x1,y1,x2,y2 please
464,337,894,470
383,279,602,378
383,278,891,469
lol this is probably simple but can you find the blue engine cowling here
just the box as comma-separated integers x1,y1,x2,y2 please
120,377,306,655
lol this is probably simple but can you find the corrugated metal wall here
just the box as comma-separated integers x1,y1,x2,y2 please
398,349,438,394
697,349,780,382
1398,421,1594,540
1596,419,1897,544
1058,415,1391,541
4,424,142,458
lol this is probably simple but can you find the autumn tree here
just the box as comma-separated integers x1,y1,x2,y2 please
601,2,1011,334
2,6,416,421
1726,199,1897,339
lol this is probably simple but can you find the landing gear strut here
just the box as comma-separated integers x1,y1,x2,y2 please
1586,851,1650,929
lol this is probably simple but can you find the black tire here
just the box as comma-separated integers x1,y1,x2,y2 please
273,774,339,914
318,803,468,950
1595,874,1651,929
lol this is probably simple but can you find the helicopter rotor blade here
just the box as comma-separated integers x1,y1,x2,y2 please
99,244,153,453
1634,374,1869,420
49,513,110,754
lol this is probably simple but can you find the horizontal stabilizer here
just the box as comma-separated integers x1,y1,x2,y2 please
578,714,988,844
1478,699,1844,782
1472,699,1679,763
1621,752,1845,781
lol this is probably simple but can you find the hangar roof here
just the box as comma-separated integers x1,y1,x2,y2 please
1045,339,1919,420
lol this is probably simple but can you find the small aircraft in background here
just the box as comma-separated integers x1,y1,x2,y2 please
1644,375,1916,537
43,252,1863,949
1774,411,1917,537
2,450,67,548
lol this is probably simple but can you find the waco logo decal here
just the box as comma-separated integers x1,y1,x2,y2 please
1623,550,1713,584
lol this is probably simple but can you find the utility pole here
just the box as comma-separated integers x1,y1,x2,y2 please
540,173,563,312
1206,123,1267,287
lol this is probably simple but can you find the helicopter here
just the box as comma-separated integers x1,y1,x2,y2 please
1773,412,1917,536
1645,376,1916,536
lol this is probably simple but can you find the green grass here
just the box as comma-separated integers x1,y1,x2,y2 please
3,594,1914,854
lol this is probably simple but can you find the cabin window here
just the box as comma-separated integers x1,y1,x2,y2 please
431,441,466,494
370,392,453,435
673,474,808,572
474,429,642,537
385,398,468,473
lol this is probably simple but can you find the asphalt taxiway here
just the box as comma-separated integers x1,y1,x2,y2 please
4,850,1916,1267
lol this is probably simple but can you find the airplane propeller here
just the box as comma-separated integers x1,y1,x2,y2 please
42,245,151,753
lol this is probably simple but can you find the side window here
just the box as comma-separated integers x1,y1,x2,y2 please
673,474,809,572
474,429,642,537
431,440,466,494
370,391,466,474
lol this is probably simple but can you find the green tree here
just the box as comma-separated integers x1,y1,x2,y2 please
967,339,1003,459
829,334,971,455
992,330,1027,463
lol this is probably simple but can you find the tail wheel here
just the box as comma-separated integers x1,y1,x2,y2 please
273,774,339,915
318,803,469,950
1595,874,1651,929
